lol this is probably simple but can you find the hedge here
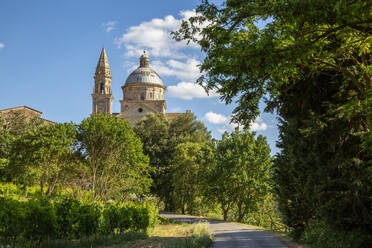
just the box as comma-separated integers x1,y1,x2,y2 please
0,197,158,247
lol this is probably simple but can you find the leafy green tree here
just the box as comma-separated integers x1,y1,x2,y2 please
168,112,211,146
209,129,272,221
173,0,371,125
135,112,211,210
0,112,43,182
9,123,77,195
273,69,372,244
77,113,150,201
170,142,203,214
134,113,170,203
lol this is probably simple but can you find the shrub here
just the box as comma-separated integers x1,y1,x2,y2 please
76,203,101,238
0,197,25,246
23,198,57,244
0,196,158,246
55,198,81,239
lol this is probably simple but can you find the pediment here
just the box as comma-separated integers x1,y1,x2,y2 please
116,102,160,119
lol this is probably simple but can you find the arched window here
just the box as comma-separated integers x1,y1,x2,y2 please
100,83,104,94
141,92,145,100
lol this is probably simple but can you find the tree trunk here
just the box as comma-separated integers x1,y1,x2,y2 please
222,206,229,221
46,173,58,196
237,201,245,223
40,179,44,196
92,161,97,201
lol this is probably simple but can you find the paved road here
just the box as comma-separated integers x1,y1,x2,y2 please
161,213,288,248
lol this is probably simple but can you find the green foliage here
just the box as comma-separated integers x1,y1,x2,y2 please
0,112,43,182
134,112,211,211
174,0,371,246
173,0,371,126
0,197,25,247
77,113,151,201
301,218,368,248
170,142,204,214
8,123,77,195
273,69,372,245
76,202,101,238
207,129,272,222
0,196,158,247
101,202,154,234
23,198,57,244
54,198,81,238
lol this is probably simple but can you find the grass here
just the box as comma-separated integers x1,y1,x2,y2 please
31,222,212,248
116,222,213,248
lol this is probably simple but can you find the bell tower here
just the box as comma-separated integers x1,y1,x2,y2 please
92,47,113,114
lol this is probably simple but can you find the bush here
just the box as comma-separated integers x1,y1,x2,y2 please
55,198,81,239
301,218,372,248
0,196,158,246
101,203,158,234
23,198,57,244
0,197,25,246
76,202,101,238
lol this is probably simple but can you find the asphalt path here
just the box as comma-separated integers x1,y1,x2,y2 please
161,212,288,248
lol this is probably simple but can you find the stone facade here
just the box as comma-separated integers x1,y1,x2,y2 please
91,48,114,115
92,49,185,126
0,106,54,128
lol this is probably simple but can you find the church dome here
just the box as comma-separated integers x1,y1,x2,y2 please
125,52,163,86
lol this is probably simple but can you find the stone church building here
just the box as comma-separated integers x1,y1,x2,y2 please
92,48,186,125
1,48,186,126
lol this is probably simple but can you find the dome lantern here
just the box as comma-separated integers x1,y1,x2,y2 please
140,50,150,67
124,52,163,86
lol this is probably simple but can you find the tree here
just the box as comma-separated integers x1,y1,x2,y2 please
77,113,150,201
173,0,371,125
134,113,170,203
168,112,211,146
8,123,77,195
209,129,272,221
170,142,203,214
134,112,211,210
174,1,371,245
273,69,372,243
0,112,44,182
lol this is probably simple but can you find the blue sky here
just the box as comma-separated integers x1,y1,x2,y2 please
0,0,279,154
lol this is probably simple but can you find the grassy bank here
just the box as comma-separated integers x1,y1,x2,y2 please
32,222,212,248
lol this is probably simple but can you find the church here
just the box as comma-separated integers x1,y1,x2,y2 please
1,48,187,126
92,48,186,125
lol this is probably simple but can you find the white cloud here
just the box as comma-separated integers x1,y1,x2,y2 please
115,10,199,58
249,117,268,131
152,58,201,82
203,112,238,130
250,122,268,131
102,21,117,32
0,43,4,49
203,112,228,124
204,112,268,133
167,82,219,100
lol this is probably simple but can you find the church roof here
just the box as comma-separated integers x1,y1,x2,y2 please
95,47,111,79
96,47,110,70
125,51,163,86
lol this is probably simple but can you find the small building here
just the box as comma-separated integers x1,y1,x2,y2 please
0,106,53,128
